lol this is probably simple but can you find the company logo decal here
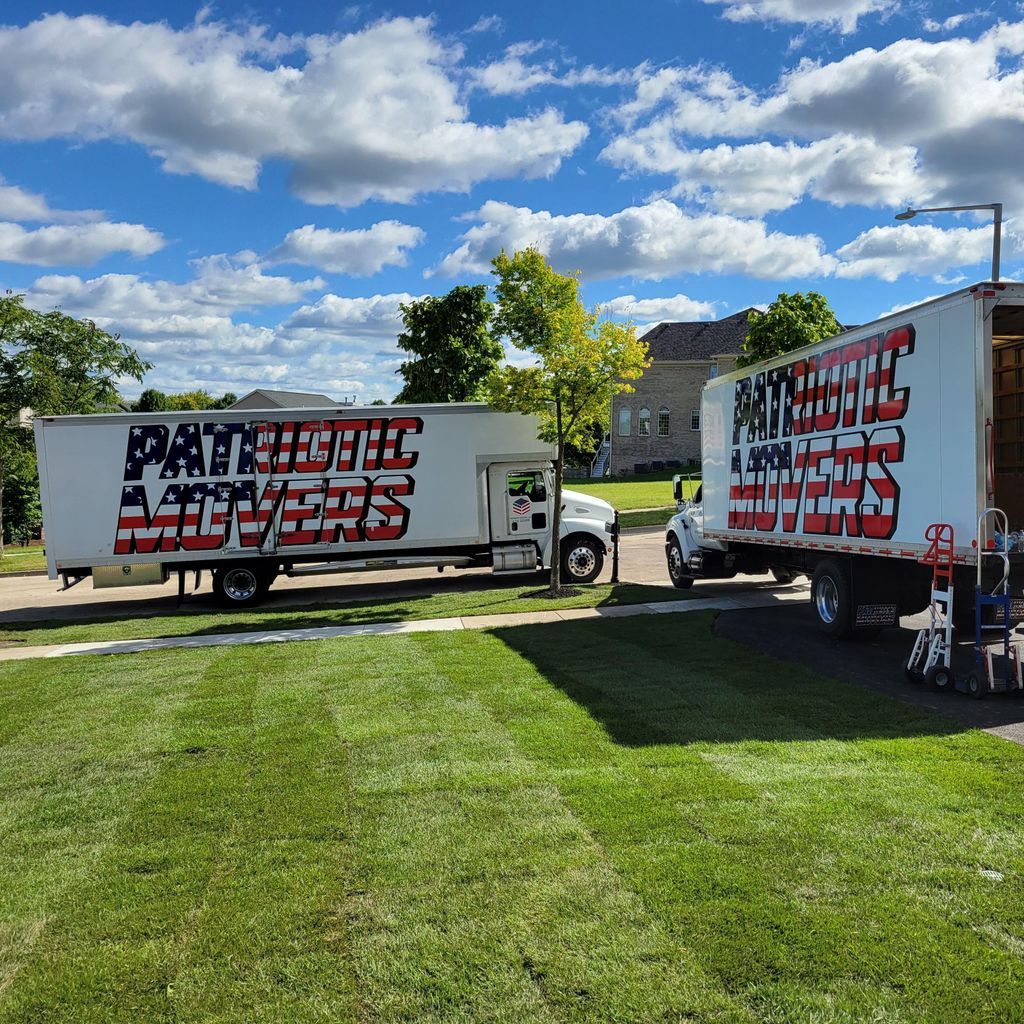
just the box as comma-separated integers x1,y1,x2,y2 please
511,497,532,517
728,324,914,540
115,416,423,553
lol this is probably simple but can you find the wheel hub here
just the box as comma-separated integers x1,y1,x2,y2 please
816,576,839,624
223,567,259,601
567,546,596,578
668,545,682,578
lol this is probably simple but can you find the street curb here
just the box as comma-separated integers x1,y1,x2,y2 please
0,569,47,579
0,585,811,661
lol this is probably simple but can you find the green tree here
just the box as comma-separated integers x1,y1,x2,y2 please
487,247,650,594
134,387,170,412
395,285,503,403
1,429,41,545
737,291,843,369
134,388,237,412
0,293,150,554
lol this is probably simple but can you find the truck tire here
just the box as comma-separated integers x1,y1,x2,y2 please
771,567,797,584
561,536,604,584
666,536,695,589
212,563,271,607
810,560,852,638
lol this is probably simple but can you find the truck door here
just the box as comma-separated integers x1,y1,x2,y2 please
488,465,550,543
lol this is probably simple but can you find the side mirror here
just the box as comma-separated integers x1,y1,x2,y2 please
672,475,683,503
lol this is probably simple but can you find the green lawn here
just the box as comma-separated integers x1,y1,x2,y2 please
619,506,675,529
567,470,698,510
0,581,681,647
2,614,1023,1022
0,547,47,574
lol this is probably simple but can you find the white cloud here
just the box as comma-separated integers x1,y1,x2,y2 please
27,255,323,316
834,223,1015,281
24,269,418,402
466,15,503,34
877,293,944,316
605,135,920,215
432,199,835,281
269,221,424,275
701,0,896,32
923,13,983,33
0,221,165,266
279,292,420,347
0,177,103,223
604,22,1024,215
471,45,635,95
601,293,718,327
0,13,588,208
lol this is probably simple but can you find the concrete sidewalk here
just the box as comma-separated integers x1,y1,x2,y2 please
0,585,810,661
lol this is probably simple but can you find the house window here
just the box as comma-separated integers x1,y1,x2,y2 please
618,407,632,436
657,407,670,437
709,364,719,379
638,407,651,436
690,409,700,431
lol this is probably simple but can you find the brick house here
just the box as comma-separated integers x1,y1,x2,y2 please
609,309,755,475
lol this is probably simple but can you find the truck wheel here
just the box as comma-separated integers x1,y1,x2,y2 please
212,563,271,607
771,567,797,584
666,536,695,589
810,560,852,638
561,536,604,584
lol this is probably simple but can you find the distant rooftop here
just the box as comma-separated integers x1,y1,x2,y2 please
228,388,354,410
640,309,756,362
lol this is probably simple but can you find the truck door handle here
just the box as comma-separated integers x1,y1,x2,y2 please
512,522,518,532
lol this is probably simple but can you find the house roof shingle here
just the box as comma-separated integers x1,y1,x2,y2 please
229,388,343,409
639,308,756,362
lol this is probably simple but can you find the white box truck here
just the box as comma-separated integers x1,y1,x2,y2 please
34,403,616,606
665,282,1024,635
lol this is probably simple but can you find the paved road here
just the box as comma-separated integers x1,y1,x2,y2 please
0,527,678,622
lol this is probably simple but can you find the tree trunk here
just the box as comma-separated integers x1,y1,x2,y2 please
550,399,563,595
0,446,5,559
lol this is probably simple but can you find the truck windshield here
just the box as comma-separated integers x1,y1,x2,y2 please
507,472,547,503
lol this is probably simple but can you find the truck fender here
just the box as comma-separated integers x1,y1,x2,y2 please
667,518,703,565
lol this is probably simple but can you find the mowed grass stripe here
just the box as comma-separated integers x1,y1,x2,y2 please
481,615,1024,1022
327,631,745,1022
0,656,196,1008
0,646,359,1023
1,619,1023,1021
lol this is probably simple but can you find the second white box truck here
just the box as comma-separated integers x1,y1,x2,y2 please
665,281,1024,635
34,403,616,606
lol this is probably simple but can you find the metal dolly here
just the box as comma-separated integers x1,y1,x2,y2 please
962,507,1024,699
906,523,956,691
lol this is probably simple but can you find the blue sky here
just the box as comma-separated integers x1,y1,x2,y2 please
0,0,1021,401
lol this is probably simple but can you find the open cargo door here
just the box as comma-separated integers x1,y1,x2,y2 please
991,303,1024,529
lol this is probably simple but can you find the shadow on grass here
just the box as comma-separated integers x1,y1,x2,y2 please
491,611,967,743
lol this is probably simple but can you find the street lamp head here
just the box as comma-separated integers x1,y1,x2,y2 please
894,208,917,221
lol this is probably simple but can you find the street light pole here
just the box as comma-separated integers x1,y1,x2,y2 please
894,203,1004,282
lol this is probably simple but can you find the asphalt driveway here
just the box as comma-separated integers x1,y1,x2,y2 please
714,601,1024,745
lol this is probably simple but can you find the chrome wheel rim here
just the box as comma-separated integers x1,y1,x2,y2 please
224,567,259,601
566,545,596,578
668,544,682,580
816,576,839,624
